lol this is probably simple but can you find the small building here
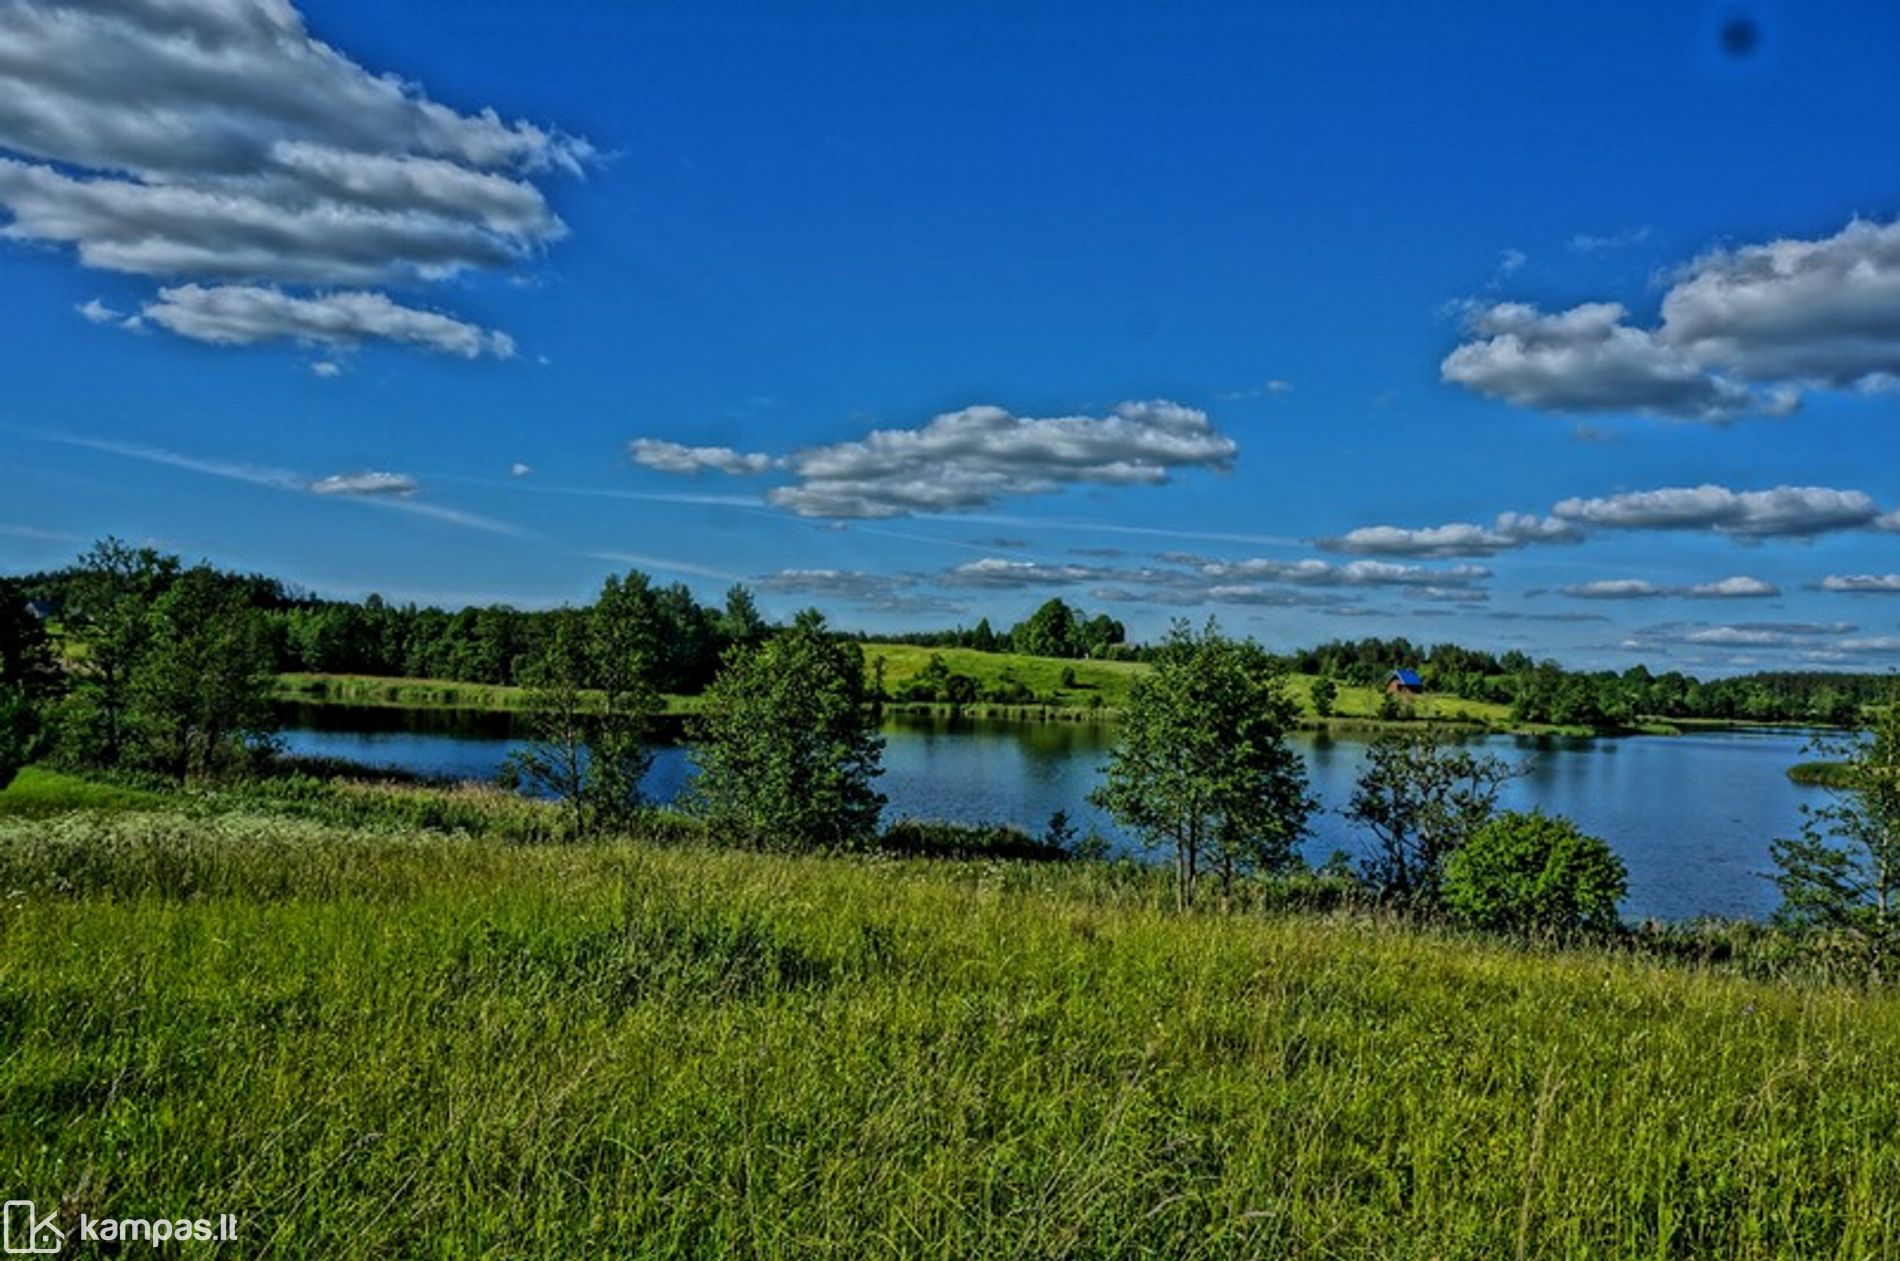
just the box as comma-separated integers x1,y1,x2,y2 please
1385,668,1424,696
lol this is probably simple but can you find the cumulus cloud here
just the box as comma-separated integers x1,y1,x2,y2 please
308,470,417,497
1317,511,1578,558
629,440,776,476
754,400,1236,518
1560,575,1779,600
0,0,586,352
140,284,514,357
1441,302,1782,422
1447,217,1900,419
1660,219,1900,387
1818,574,1900,594
309,360,340,378
508,462,533,478
1551,484,1881,539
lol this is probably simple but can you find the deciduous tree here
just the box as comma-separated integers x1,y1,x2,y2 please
691,610,885,850
1090,620,1313,910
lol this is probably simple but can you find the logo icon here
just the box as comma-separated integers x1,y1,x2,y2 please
2,1202,63,1255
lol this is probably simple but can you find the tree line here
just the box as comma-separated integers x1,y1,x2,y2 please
1293,637,1881,726
853,598,1129,660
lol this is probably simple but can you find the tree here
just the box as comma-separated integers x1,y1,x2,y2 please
510,578,664,837
509,610,595,834
717,584,769,651
1310,676,1338,718
1090,620,1314,910
691,610,885,850
1346,731,1519,904
127,565,275,780
62,538,178,767
1012,598,1077,658
1772,699,1900,978
588,575,665,831
0,580,62,789
1442,810,1626,934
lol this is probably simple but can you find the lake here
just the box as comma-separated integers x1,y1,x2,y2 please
274,704,1827,923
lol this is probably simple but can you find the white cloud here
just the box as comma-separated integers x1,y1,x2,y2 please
1569,226,1651,253
308,470,417,497
309,360,340,377
629,440,776,477
75,296,123,323
509,462,533,478
1660,218,1900,387
1317,511,1578,558
1560,575,1779,600
1819,574,1900,594
758,400,1237,518
1551,484,1881,538
141,284,513,357
1499,247,1527,274
1688,576,1780,598
39,431,514,533
0,0,586,352
1198,557,1490,588
1441,302,1782,422
1448,217,1900,419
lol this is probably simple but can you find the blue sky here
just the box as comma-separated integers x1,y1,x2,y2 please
5,0,1900,673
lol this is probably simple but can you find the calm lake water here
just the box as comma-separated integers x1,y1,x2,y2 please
275,704,1826,923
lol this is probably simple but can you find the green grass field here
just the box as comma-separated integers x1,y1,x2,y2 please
2,789,1898,1257
277,649,1536,733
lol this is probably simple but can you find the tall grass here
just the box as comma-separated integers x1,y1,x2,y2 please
3,809,1899,1257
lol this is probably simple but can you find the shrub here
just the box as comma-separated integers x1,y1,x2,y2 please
1442,810,1627,934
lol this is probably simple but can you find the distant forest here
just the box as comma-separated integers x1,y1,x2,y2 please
10,546,1892,726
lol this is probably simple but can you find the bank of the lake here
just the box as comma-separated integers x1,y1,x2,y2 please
274,704,1824,923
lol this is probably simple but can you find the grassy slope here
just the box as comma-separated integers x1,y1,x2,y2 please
278,648,1528,729
2,800,1898,1256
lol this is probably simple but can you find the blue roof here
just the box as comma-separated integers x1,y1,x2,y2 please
1389,669,1424,688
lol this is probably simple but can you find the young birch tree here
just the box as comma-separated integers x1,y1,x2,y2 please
1091,621,1314,910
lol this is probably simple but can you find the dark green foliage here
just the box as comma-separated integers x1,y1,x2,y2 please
1772,700,1900,977
891,653,983,707
1346,731,1519,903
877,819,1070,862
1443,810,1628,934
1310,675,1337,717
0,580,62,790
1009,598,1125,660
58,538,178,766
126,565,277,780
1091,620,1313,908
508,573,664,836
691,610,885,851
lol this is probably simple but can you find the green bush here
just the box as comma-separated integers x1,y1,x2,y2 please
1442,810,1627,934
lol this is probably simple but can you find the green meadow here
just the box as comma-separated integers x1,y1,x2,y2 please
3,775,1897,1258
277,647,1540,731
